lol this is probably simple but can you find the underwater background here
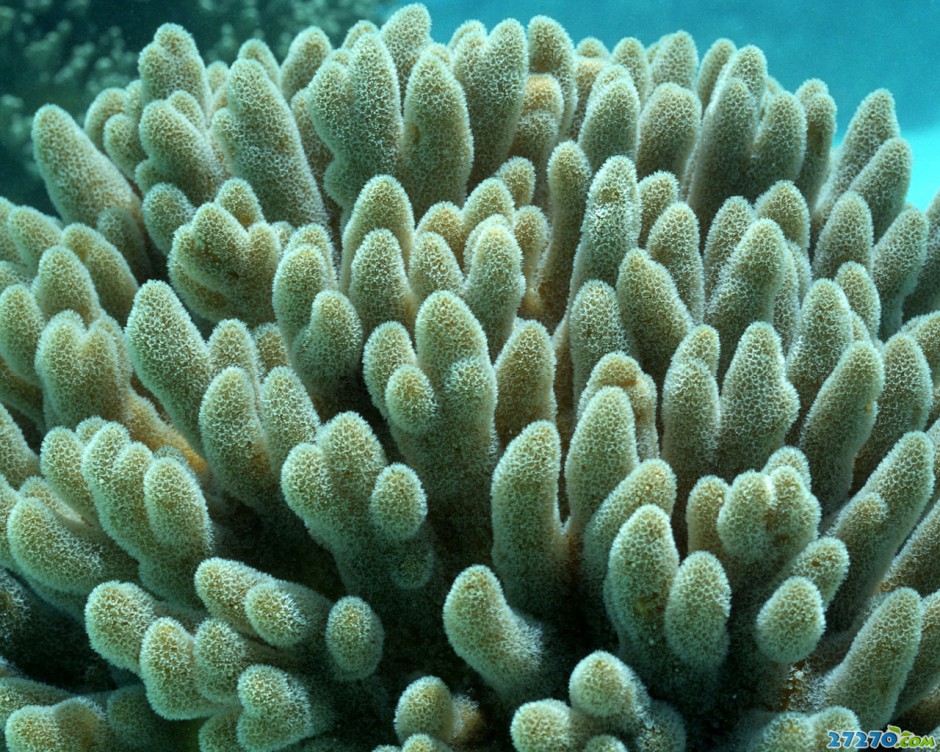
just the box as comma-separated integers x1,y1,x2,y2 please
420,0,940,209
1,0,938,210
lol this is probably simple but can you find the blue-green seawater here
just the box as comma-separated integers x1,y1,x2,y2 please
415,0,940,209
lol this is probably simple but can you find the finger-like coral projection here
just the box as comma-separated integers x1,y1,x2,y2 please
2,5,940,752
0,0,391,212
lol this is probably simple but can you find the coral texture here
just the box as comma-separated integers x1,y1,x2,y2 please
1,5,940,751
539,0,940,129
0,0,389,210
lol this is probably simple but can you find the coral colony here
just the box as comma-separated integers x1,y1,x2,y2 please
1,4,940,751
0,0,388,208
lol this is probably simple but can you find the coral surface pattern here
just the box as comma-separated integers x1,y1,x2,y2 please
1,5,939,751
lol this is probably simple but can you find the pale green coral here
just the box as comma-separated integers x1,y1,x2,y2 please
1,6,940,752
0,0,391,211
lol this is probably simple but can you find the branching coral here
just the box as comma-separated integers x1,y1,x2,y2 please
1,5,940,751
0,0,390,211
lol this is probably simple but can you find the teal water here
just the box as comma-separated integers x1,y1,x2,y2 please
419,0,940,209
2,0,937,209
